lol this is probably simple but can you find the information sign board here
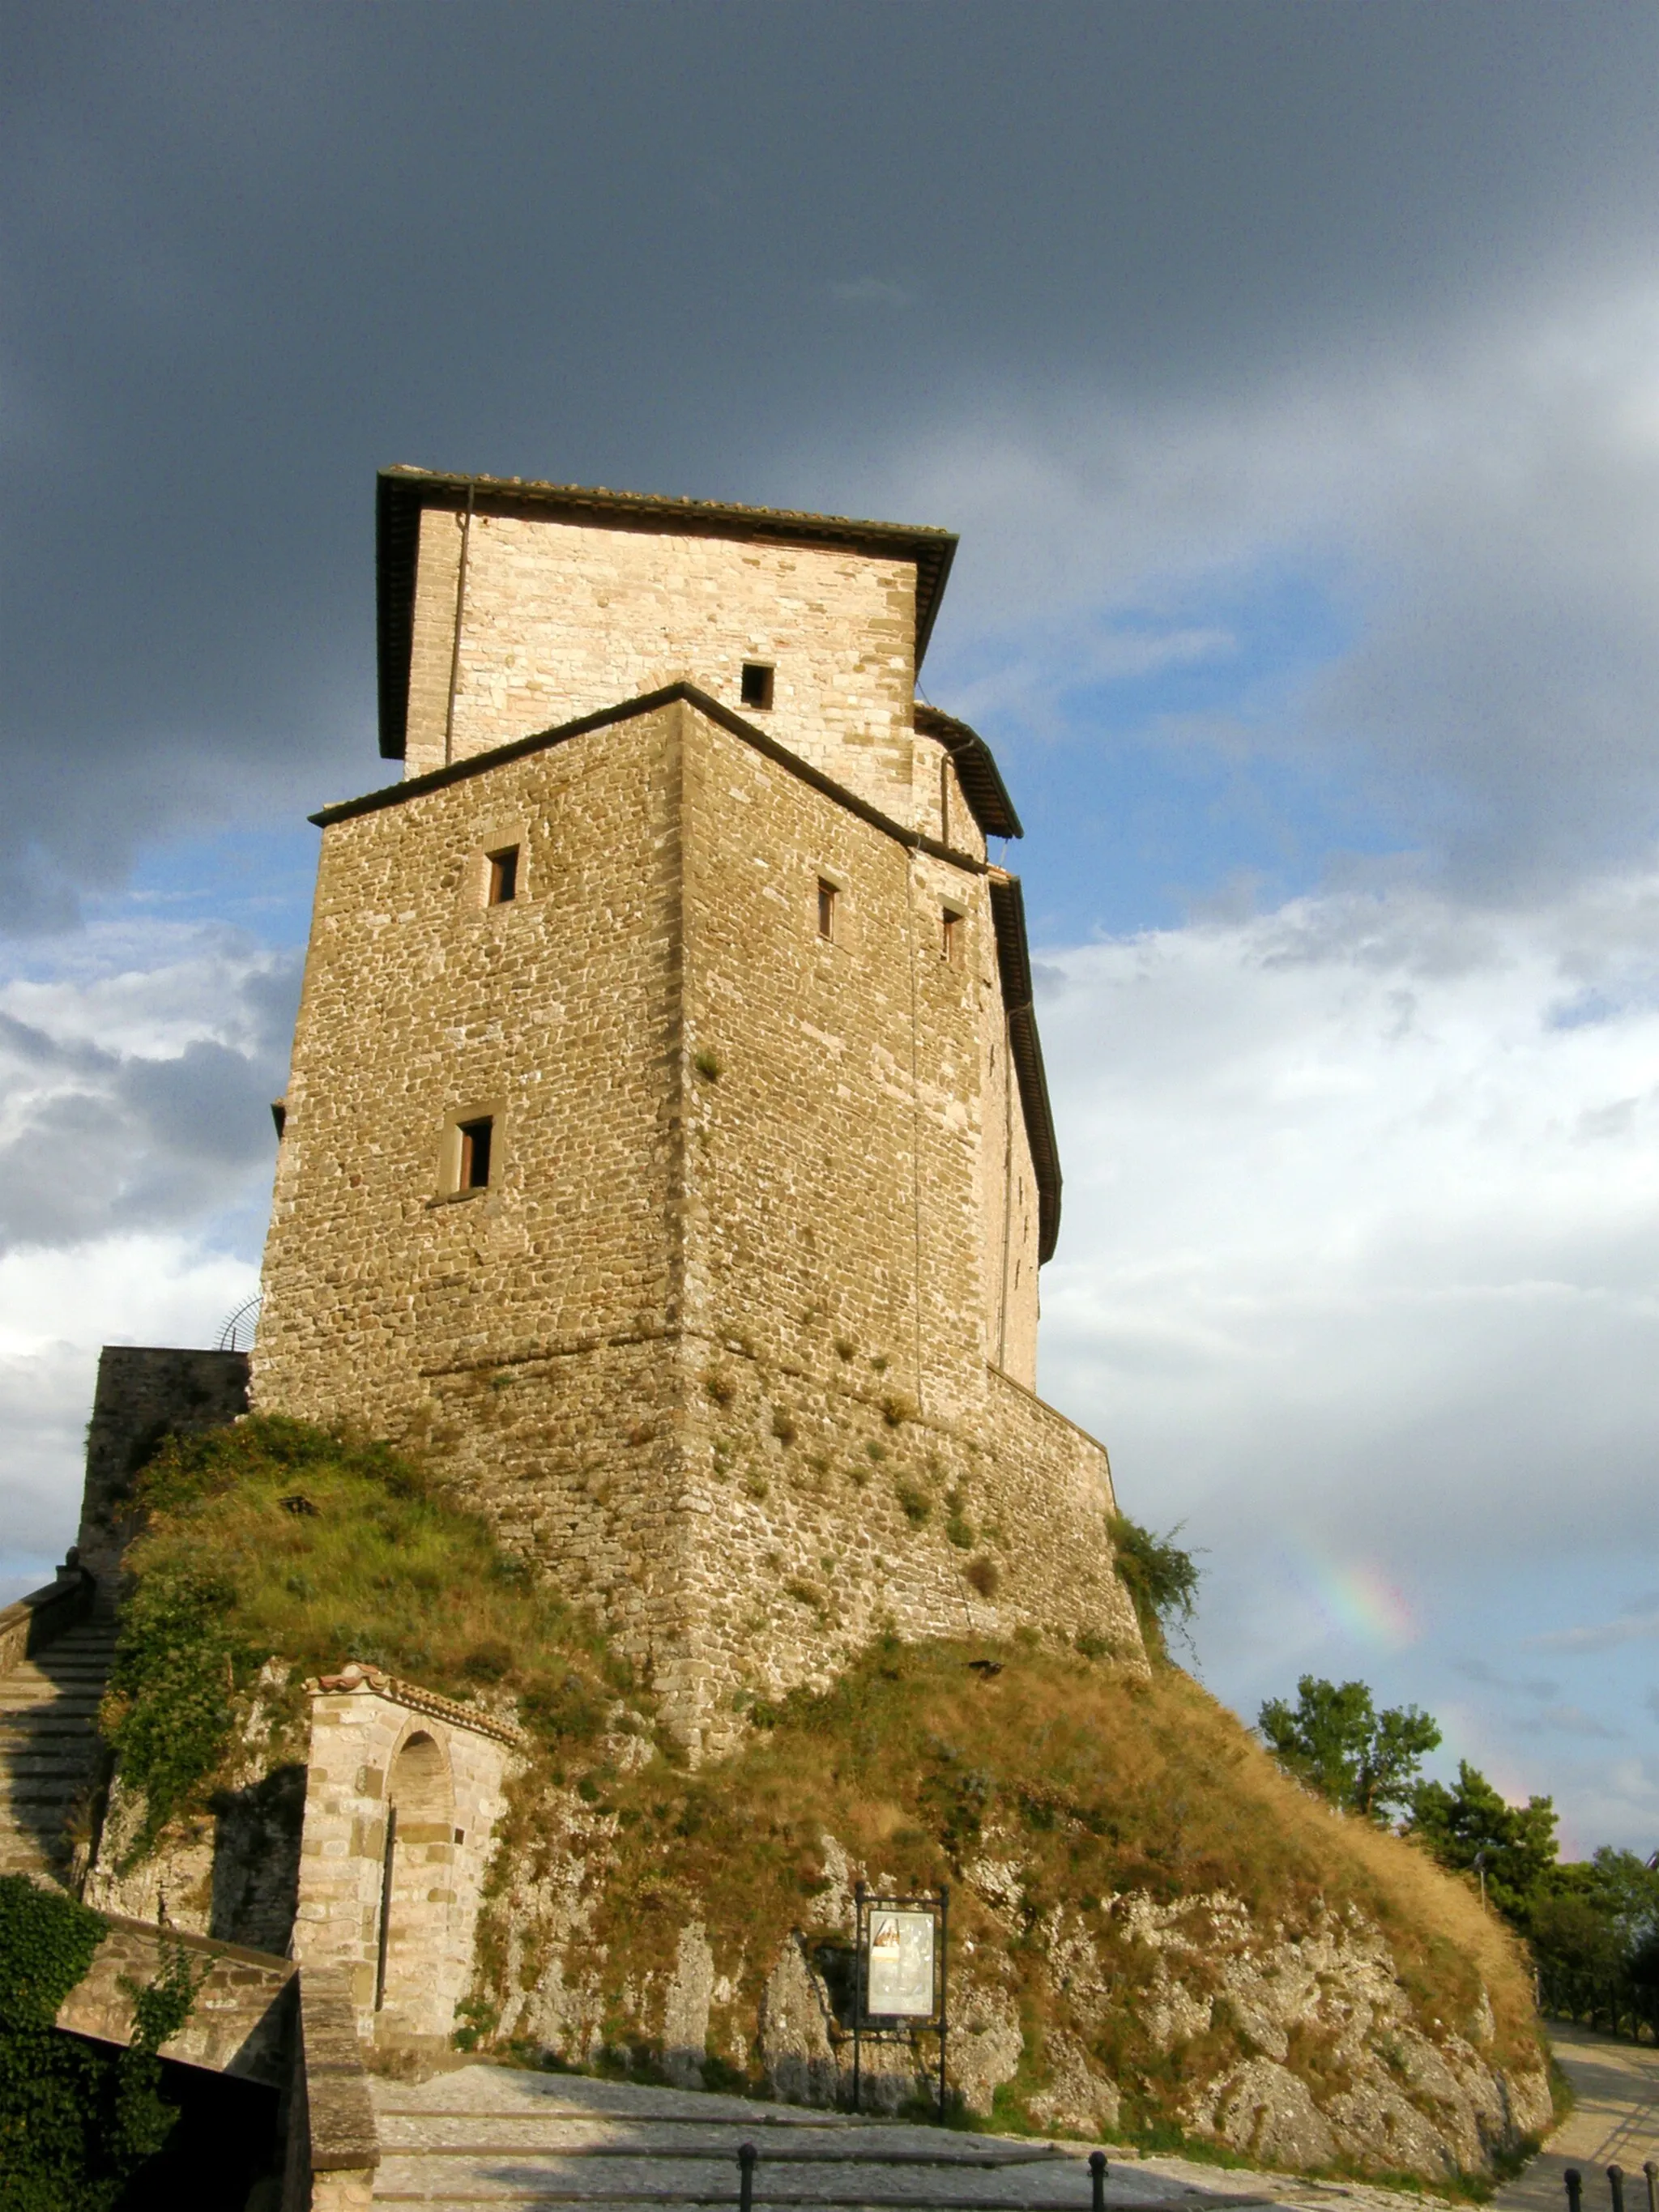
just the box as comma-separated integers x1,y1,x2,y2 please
866,1907,935,2017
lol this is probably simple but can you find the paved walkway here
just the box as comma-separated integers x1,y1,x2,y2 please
1495,2023,1659,2212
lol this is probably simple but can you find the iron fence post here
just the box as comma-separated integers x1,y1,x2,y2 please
1090,2150,1108,2212
852,1881,865,2115
739,2142,756,2212
1567,2170,1583,2212
1610,2167,1626,2212
1642,2161,1657,2212
938,1882,949,2123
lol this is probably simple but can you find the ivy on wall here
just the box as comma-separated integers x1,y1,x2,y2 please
0,1873,196,2211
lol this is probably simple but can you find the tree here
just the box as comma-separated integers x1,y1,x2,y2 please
1533,1847,1659,1983
1405,1760,1559,1925
1259,1676,1442,1822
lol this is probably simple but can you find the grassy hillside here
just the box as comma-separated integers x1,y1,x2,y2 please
100,1416,627,1851
476,1635,1544,2139
104,1418,1546,2176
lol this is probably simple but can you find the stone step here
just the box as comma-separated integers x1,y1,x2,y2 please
0,1769,94,1805
0,1755,97,1780
0,1689,105,1710
368,2185,1192,2212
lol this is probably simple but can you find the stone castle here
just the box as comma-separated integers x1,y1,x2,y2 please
253,469,1141,1745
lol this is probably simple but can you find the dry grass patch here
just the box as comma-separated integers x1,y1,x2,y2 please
477,1634,1542,2142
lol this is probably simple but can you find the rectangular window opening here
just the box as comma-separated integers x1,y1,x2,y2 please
941,908,962,964
741,662,774,710
457,1115,493,1191
485,846,519,905
817,878,838,940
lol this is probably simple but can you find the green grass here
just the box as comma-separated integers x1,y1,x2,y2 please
102,1417,627,1849
105,1418,1546,2184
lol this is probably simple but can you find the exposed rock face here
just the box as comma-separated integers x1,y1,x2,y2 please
468,1810,1550,2183
663,1924,716,2090
1102,1886,1552,2176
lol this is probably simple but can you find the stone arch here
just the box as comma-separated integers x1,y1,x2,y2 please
376,1727,456,2041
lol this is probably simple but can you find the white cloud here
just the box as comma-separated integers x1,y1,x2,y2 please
889,279,1659,896
0,918,288,1602
0,1232,260,1597
1030,864,1659,1841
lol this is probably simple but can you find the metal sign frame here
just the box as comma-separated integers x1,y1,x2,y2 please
851,1879,949,2118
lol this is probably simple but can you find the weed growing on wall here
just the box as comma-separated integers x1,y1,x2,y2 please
101,1416,628,1859
1106,1514,1200,1660
0,1873,197,2210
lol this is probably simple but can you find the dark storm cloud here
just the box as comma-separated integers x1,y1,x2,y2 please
0,945,299,1250
6,3,1659,920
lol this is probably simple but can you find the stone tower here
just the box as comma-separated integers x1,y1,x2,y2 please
253,469,1140,1747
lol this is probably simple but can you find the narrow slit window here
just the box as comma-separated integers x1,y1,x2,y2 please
457,1115,493,1191
741,662,774,710
817,878,838,940
485,846,519,905
941,908,962,965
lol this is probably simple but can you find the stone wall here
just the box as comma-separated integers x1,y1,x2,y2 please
255,694,1132,1745
404,502,923,832
77,1347,249,1611
54,1911,295,2085
290,1668,521,2047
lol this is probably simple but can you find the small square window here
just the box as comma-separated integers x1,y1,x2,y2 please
741,662,774,710
942,908,962,965
457,1115,493,1190
485,846,519,905
817,878,838,940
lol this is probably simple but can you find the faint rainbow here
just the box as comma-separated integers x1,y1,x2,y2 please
1286,1545,1418,1651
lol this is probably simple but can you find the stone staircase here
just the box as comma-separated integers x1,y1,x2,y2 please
0,1609,117,1882
366,2068,1235,2212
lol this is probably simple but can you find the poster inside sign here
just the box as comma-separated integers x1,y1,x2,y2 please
866,1907,936,2017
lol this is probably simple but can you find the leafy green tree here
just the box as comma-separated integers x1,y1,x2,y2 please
1405,1760,1559,1924
1532,1847,1659,1982
1258,1676,1442,1822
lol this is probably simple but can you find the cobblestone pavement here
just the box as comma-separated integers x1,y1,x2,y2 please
1493,2023,1659,2212
366,2066,1487,2212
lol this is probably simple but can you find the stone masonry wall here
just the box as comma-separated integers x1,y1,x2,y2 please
78,1346,250,1613
404,503,922,832
291,1669,520,2045
254,695,1127,1747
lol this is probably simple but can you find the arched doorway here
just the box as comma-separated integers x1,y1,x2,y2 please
374,1729,455,2041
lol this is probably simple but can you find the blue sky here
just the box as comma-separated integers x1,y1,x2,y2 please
6,3,1659,1854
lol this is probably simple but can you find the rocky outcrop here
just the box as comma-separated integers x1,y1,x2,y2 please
471,1806,1549,2183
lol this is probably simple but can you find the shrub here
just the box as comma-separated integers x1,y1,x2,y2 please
1107,1512,1200,1662
0,1873,198,2209
894,1478,931,1526
965,1554,1000,1600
